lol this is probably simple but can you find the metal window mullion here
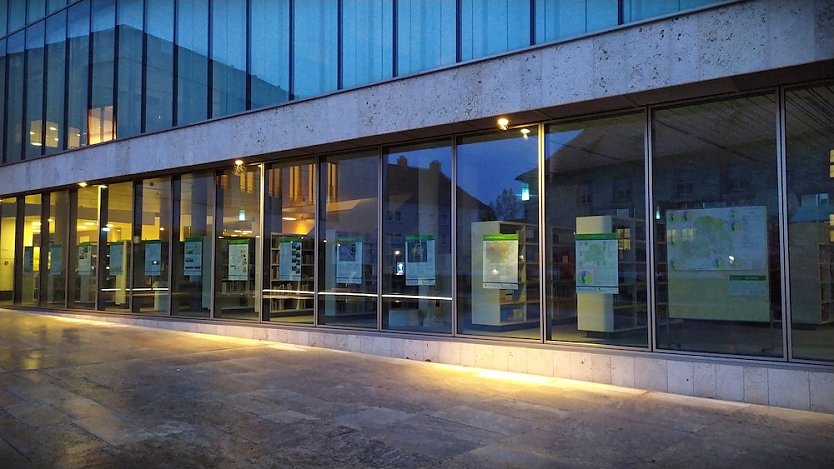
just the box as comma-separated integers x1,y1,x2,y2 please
95,185,108,311
139,0,148,133
537,122,546,343
288,0,294,100
12,197,23,304
258,163,266,322
85,8,92,148
61,10,69,152
168,176,179,316
207,0,213,119
450,135,458,336
777,86,791,362
209,170,218,319
313,154,321,326
112,0,120,141
171,0,178,126
38,193,50,307
376,146,383,331
20,34,27,162
454,0,461,63
39,26,47,158
244,0,251,110
130,180,142,314
391,0,397,77
66,189,77,307
336,0,343,90
645,107,656,351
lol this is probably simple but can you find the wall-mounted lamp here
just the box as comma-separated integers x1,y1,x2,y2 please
497,117,510,131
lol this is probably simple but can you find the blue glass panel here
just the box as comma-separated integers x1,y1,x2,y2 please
66,0,89,149
460,0,530,61
0,40,6,162
210,0,247,117
623,0,716,22
396,0,456,76
341,0,393,88
0,1,8,37
47,0,66,14
293,0,337,99
5,32,25,164
28,0,45,23
535,0,618,44
25,21,46,158
8,0,25,31
250,0,289,109
176,0,209,125
45,11,66,154
117,0,143,138
90,0,115,144
145,0,174,132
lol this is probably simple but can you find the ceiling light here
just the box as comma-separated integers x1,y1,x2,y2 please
282,216,297,221
234,159,244,166
520,128,531,139
78,182,88,188
497,118,509,130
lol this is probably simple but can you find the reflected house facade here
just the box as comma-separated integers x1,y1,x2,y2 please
1,0,834,413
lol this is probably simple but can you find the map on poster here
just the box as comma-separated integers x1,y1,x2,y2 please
49,244,62,276
183,238,202,276
144,241,162,276
110,243,124,275
482,234,518,290
228,239,249,281
575,233,619,294
279,236,302,281
405,235,435,286
666,207,767,271
336,237,363,284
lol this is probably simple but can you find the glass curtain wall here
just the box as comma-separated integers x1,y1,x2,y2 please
6,32,24,164
535,0,618,43
623,0,716,23
460,0,531,61
116,0,143,139
172,172,213,318
132,178,171,314
319,151,378,328
66,0,89,149
382,141,453,334
264,160,316,324
293,0,338,99
20,195,42,306
101,182,132,311
786,84,834,362
341,0,393,89
545,113,647,346
396,0,456,76
653,94,782,357
0,39,5,163
215,166,261,320
210,0,246,118
0,198,16,305
456,127,540,339
145,0,174,132
25,21,45,159
46,190,69,307
89,0,115,145
249,0,289,109
44,10,66,155
176,0,209,126
69,185,99,309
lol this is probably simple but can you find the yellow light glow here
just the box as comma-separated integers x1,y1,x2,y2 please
78,182,88,188
234,159,244,166
282,216,297,221
497,117,510,130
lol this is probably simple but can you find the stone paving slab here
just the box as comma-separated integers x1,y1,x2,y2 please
0,309,833,468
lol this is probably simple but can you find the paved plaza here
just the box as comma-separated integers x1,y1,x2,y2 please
0,309,832,468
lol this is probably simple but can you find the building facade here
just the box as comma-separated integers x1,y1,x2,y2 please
0,0,833,413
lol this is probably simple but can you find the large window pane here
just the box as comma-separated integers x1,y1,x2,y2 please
25,21,45,159
535,0,618,44
46,191,69,307
460,0,530,61
210,0,246,117
8,0,24,31
176,0,208,125
0,197,17,306
545,113,647,346
117,0,143,138
293,0,337,99
67,0,90,149
382,141,452,333
20,195,42,306
28,0,45,23
6,32,25,164
396,0,456,76
90,0,115,145
457,128,540,339
48,0,65,14
249,0,289,109
653,94,782,357
132,178,171,314
172,172,213,318
145,0,174,132
215,166,261,320
101,182,132,311
786,84,834,362
319,151,378,328
45,11,66,155
265,160,316,324
341,0,393,89
624,0,716,23
69,186,99,310
0,2,7,37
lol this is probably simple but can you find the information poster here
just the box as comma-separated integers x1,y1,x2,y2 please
482,233,518,290
335,237,363,284
78,244,92,276
228,239,250,281
144,241,162,276
183,237,203,276
575,233,619,294
279,236,302,281
110,243,124,275
405,235,436,286
22,246,34,274
49,244,62,276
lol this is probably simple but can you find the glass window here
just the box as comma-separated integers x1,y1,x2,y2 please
460,0,531,61
101,182,132,311
215,166,261,320
172,172,214,318
6,32,25,164
544,113,647,346
145,0,174,132
293,0,337,99
210,0,246,118
69,185,99,310
786,84,834,362
116,0,143,139
132,178,171,315
624,0,716,23
20,195,42,306
382,140,453,333
653,94,782,357
535,0,618,44
265,160,316,324
0,1,7,37
0,197,16,306
25,21,45,159
396,0,456,76
456,127,540,339
45,191,69,307
45,11,66,155
28,0,45,23
176,0,209,125
67,0,90,149
319,151,379,328
341,0,393,89
90,0,115,145
249,0,289,109
48,0,65,14
8,0,25,31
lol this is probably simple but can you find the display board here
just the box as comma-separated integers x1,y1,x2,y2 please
335,236,363,284
405,235,435,286
228,239,250,281
183,237,203,276
144,241,162,276
666,206,770,322
576,232,619,294
278,236,302,281
482,233,518,290
49,244,62,276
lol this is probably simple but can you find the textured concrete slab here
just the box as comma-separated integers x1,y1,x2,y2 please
0,309,832,468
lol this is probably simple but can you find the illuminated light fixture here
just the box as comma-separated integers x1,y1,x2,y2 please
32,142,42,146
521,183,530,201
106,223,114,228
159,227,165,231
394,250,401,256
49,126,57,131
29,131,35,135
78,181,88,188
47,218,53,222
233,159,246,176
102,226,110,232
282,216,297,221
234,159,244,166
520,128,531,139
238,209,246,221
497,117,510,130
